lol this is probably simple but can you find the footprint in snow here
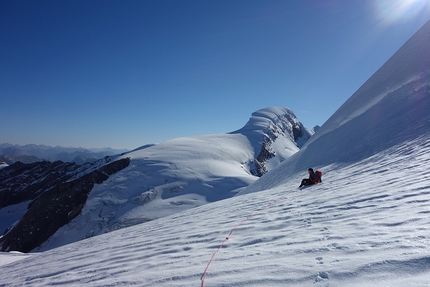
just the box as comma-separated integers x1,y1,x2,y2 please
315,271,329,283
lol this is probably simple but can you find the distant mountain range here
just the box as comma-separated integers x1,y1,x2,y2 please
1,17,430,287
0,144,129,165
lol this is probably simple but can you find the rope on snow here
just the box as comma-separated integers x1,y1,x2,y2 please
201,189,296,287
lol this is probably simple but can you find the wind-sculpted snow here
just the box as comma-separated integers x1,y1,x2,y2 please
29,107,310,251
1,107,308,252
233,106,312,150
2,16,430,287
312,20,430,141
241,20,430,194
232,106,311,175
32,134,257,251
0,136,429,286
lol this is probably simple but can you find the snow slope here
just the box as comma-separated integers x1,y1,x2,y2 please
0,137,428,286
1,19,429,287
242,19,430,194
34,107,305,251
0,161,7,169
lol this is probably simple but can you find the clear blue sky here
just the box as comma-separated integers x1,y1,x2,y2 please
1,0,430,149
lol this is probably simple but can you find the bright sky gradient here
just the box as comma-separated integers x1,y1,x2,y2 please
1,0,430,149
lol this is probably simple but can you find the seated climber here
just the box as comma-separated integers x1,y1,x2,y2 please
299,168,322,188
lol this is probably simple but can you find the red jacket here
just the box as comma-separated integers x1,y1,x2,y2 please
309,171,321,183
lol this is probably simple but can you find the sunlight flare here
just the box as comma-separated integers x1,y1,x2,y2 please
375,0,430,25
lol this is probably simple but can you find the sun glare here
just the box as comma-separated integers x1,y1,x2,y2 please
376,0,430,25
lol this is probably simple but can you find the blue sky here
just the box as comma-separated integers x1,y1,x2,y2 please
1,0,430,149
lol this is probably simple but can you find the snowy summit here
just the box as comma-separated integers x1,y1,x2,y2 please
0,106,310,253
1,20,430,287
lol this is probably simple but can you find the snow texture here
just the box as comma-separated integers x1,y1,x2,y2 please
30,107,303,252
1,19,430,287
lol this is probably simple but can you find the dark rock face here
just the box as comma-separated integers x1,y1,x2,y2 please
251,110,312,177
0,157,130,253
0,161,81,209
292,125,303,142
232,107,314,177
253,137,276,177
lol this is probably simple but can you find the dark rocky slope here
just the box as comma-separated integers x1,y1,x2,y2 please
0,158,130,252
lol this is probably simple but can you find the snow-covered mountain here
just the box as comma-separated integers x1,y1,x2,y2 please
1,19,429,287
0,107,311,252
231,107,313,176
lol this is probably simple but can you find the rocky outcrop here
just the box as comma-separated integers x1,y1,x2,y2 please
0,157,130,253
233,107,313,177
0,160,81,209
254,136,276,176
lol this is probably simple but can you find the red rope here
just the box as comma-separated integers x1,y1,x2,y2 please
201,191,292,287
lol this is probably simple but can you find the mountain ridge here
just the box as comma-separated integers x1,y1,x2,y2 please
241,20,430,195
1,18,430,287
0,143,129,165
0,106,312,252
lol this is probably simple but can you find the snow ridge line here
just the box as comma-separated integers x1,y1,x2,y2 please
201,188,297,287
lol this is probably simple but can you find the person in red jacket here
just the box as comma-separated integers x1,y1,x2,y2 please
299,168,322,188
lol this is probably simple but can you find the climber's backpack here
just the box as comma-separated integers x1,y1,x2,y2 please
315,170,322,182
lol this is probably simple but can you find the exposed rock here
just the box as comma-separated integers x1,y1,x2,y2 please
0,157,130,253
0,161,80,209
253,136,276,176
313,125,321,133
234,107,314,177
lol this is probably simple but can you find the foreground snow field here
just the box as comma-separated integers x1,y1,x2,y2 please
0,136,429,286
1,14,429,287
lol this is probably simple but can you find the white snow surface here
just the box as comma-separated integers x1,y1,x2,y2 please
1,19,430,287
0,138,429,286
0,201,30,237
34,108,302,251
